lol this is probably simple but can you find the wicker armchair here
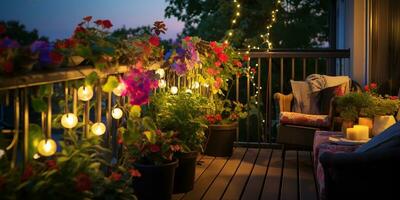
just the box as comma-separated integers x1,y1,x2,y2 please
274,80,362,158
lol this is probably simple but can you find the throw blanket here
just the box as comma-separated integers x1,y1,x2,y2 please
306,74,351,93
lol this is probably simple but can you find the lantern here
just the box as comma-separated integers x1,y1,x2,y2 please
37,139,57,157
78,85,93,101
61,113,78,129
91,122,106,136
112,107,123,119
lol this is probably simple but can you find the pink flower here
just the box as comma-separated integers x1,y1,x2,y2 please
123,69,158,105
370,82,377,89
184,36,191,42
109,172,122,181
45,160,58,170
149,36,160,46
170,144,181,152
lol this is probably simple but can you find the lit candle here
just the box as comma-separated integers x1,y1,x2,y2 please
353,125,370,140
346,128,358,140
358,118,373,129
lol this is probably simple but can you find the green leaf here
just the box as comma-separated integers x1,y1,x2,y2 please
84,72,99,86
88,162,101,170
142,117,157,131
144,131,156,144
102,76,119,92
31,97,47,113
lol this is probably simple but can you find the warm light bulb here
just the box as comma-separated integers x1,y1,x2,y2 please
155,68,165,79
159,79,167,88
78,86,93,101
192,81,200,89
113,82,126,97
185,89,193,94
37,139,57,157
203,83,209,88
112,107,123,119
61,113,78,129
91,122,106,136
170,86,178,95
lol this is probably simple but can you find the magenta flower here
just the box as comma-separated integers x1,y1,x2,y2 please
122,68,158,105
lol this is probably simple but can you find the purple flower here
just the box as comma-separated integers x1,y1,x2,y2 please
171,62,187,76
164,50,172,61
30,41,55,65
0,37,19,48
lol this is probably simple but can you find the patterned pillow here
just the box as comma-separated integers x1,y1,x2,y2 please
280,111,331,128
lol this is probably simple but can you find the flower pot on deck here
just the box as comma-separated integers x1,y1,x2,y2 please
204,122,238,157
133,159,178,200
173,151,198,194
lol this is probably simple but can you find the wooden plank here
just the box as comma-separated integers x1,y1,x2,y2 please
260,149,283,200
182,154,229,200
241,148,272,199
203,148,247,199
172,155,215,200
222,148,259,200
298,151,317,200
280,151,298,200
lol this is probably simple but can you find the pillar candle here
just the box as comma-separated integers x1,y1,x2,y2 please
358,117,373,136
346,128,358,140
353,125,370,140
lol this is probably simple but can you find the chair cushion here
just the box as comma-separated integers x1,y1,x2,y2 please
290,80,320,114
280,111,330,128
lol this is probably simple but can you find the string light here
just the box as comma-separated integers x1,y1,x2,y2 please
158,79,167,88
37,139,57,157
224,0,242,44
91,122,106,136
61,113,78,129
78,85,94,101
111,107,124,119
170,86,178,95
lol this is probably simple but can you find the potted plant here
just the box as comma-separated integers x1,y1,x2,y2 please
149,91,209,193
118,105,182,200
204,99,247,157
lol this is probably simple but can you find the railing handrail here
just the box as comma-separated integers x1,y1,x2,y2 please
0,65,129,91
240,48,350,58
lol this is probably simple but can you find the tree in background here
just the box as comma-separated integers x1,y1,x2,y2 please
165,0,331,48
0,20,48,45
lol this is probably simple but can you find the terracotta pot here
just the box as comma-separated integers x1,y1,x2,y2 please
372,115,396,136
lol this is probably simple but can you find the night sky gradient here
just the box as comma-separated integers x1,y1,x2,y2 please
0,0,184,41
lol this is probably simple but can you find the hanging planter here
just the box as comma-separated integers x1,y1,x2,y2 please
204,122,238,157
173,151,198,193
133,160,178,200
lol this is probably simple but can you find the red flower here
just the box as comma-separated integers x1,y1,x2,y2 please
109,172,122,181
75,173,92,192
149,144,160,153
206,115,216,124
184,36,191,42
389,96,398,100
214,77,223,90
207,68,220,76
370,82,377,89
149,36,160,46
129,169,141,177
3,60,13,74
250,68,257,74
243,54,250,62
213,47,223,55
215,114,222,121
234,60,242,68
50,51,64,65
73,26,86,37
0,24,5,34
94,20,103,26
21,165,33,182
218,53,229,63
101,20,113,29
364,85,370,92
214,61,222,67
45,160,58,170
83,16,92,22
210,41,217,48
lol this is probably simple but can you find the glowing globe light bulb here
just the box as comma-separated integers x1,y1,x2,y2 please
61,113,78,129
192,81,200,89
158,79,167,89
113,82,126,97
155,68,165,79
112,107,123,119
170,86,178,95
37,139,57,157
185,89,193,94
78,85,93,101
91,122,106,136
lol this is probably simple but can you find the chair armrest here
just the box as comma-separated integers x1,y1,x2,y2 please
273,93,293,113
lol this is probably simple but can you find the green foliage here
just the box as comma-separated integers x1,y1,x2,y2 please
165,0,331,48
336,92,374,121
84,71,99,86
102,75,119,92
370,95,400,116
149,92,209,152
27,124,44,161
31,84,53,113
0,20,48,45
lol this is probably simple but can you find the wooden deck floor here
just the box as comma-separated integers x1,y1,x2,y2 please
172,148,318,200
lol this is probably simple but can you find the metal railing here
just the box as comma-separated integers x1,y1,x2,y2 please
0,49,351,165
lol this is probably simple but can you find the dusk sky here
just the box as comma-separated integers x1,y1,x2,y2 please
0,0,185,41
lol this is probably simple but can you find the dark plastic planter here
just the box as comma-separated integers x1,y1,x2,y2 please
204,122,238,157
173,151,199,193
133,159,178,200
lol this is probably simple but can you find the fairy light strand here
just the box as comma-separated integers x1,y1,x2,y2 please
224,0,241,44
